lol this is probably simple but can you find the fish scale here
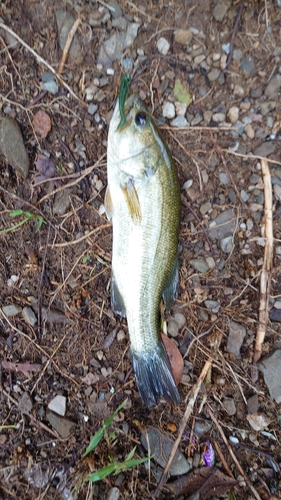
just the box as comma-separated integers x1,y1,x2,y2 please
106,91,181,407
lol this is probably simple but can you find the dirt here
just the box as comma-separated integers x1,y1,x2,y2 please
0,1,281,499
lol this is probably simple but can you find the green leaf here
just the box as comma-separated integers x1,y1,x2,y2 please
83,399,128,457
35,217,45,231
85,463,116,482
125,446,136,462
173,79,192,106
9,209,23,217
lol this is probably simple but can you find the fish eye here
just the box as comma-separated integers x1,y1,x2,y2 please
135,112,147,126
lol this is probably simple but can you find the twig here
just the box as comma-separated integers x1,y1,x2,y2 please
58,17,81,74
212,440,235,479
153,334,222,499
253,159,273,363
0,22,84,105
207,406,262,500
37,223,51,338
225,1,245,73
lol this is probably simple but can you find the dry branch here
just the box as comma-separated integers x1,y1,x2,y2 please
253,159,273,363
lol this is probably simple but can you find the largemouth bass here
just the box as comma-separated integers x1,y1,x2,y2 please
105,87,181,408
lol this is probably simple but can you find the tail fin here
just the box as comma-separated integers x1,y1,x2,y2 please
131,342,180,408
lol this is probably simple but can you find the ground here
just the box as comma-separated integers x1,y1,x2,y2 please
0,0,281,499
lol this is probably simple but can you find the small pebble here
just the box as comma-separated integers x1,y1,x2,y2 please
170,115,188,127
174,313,186,329
48,395,66,417
167,319,179,337
175,102,187,116
156,37,170,55
245,123,255,139
162,102,175,119
221,235,234,253
212,112,225,123
117,329,126,341
2,304,22,317
22,307,37,327
228,106,239,123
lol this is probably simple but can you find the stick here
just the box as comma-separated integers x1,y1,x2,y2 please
58,17,81,75
253,159,273,363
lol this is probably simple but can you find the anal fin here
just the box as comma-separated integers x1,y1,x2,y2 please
111,274,126,318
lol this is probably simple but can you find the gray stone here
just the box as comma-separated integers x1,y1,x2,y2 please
219,172,230,185
53,190,71,216
233,49,243,61
223,397,236,415
162,102,175,119
107,487,120,500
207,68,220,82
141,427,191,476
221,235,234,254
170,115,188,127
213,1,231,22
226,321,246,358
98,23,140,67
258,350,281,403
88,103,98,115
190,259,209,273
273,184,281,200
264,74,281,98
174,313,186,329
108,2,122,18
167,319,179,337
2,304,22,317
240,57,255,77
48,395,67,416
247,394,259,414
18,392,33,414
200,201,212,214
208,209,236,240
204,300,220,313
46,409,75,438
250,87,263,99
157,37,170,55
22,307,37,327
228,106,239,123
212,112,225,123
112,16,127,31
259,101,276,116
0,117,30,178
253,142,275,157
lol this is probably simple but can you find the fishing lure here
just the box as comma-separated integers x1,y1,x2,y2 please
116,74,131,130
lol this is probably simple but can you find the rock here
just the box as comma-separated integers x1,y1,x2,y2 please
240,57,255,77
18,392,33,414
108,1,122,18
174,313,186,329
194,54,206,65
170,115,188,127
53,190,71,215
246,413,271,431
22,307,37,327
167,319,179,338
190,259,209,273
233,84,245,97
247,394,259,414
162,102,175,119
41,72,58,95
174,29,192,46
212,112,225,123
228,106,239,124
175,102,187,116
98,22,140,67
273,184,281,200
253,142,275,157
56,10,82,63
221,235,234,254
245,123,255,139
204,300,220,313
226,321,246,358
88,103,98,115
117,329,125,341
208,209,236,240
107,487,120,500
112,16,127,31
48,395,67,416
213,1,231,22
46,409,75,438
2,304,22,317
140,427,191,476
156,37,170,55
250,87,263,99
200,201,212,214
264,74,281,98
207,68,220,82
258,350,281,403
223,397,236,416
0,117,30,178
219,172,230,185
259,101,276,116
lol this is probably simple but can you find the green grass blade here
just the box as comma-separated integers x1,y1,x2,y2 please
85,463,116,482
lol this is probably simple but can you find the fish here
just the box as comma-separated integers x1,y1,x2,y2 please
105,84,181,408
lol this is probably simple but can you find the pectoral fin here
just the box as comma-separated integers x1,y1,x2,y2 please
111,274,126,318
121,179,142,224
104,186,113,220
162,257,179,312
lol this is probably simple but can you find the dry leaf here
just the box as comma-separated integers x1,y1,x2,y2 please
34,153,57,184
161,332,184,385
32,110,51,138
2,360,41,377
166,467,238,498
